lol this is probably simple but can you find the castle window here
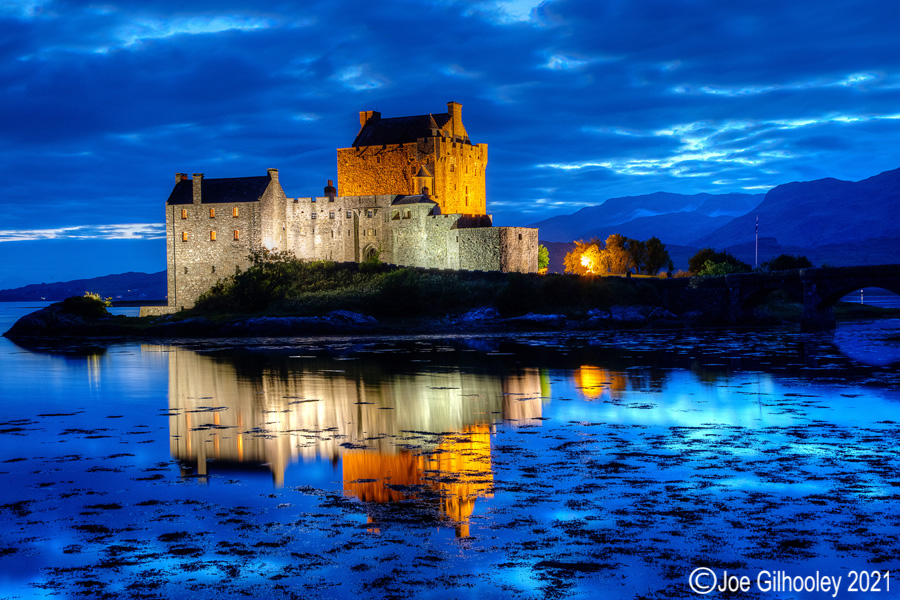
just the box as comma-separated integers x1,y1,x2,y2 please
450,164,455,172
330,211,335,219
346,210,352,219
181,209,187,219
311,212,317,219
210,230,216,241
404,210,411,219
367,210,373,218
182,232,188,242
209,208,215,218
376,156,381,164
184,267,188,274
518,233,522,240
233,230,239,240
233,206,239,217
368,228,376,236
212,265,216,274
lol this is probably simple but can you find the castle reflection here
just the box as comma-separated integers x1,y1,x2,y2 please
162,346,544,535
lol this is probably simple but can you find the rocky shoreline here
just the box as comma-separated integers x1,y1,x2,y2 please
4,302,701,340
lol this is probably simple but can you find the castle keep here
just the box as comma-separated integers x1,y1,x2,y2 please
146,102,538,314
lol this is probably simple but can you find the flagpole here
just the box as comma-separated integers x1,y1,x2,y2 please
755,215,758,268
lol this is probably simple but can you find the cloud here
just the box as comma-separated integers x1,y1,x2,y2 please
0,224,166,243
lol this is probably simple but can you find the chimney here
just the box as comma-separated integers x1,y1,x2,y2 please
359,110,381,128
175,173,188,183
267,168,279,182
324,179,336,200
192,173,203,204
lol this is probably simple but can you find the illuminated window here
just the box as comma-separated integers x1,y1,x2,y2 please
181,209,187,219
210,231,216,241
233,230,239,240
209,208,215,218
182,232,188,242
233,206,239,217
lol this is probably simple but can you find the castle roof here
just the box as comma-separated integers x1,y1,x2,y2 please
391,194,438,206
352,113,452,147
167,176,271,205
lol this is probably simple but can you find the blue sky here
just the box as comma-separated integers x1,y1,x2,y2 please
1,0,899,286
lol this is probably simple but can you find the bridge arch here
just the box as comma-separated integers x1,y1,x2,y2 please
818,282,900,311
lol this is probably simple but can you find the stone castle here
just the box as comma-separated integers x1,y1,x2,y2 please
147,102,538,314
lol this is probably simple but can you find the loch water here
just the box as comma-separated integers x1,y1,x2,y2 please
1,302,900,599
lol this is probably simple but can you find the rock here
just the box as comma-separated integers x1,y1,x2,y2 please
504,313,568,327
460,307,500,322
326,310,378,325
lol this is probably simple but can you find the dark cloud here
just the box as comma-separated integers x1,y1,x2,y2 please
1,0,899,280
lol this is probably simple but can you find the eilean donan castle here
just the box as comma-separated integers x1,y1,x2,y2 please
146,102,538,314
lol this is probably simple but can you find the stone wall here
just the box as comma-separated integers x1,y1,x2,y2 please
433,138,487,216
458,226,538,273
165,200,257,310
336,137,487,218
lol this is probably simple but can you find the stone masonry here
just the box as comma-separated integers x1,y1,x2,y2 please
141,102,538,316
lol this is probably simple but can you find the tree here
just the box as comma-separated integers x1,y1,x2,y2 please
596,234,634,274
625,238,648,273
688,248,718,274
688,247,750,275
563,239,601,275
644,237,673,275
761,254,812,271
538,244,550,272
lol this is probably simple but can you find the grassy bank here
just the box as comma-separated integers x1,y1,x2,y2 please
189,251,660,319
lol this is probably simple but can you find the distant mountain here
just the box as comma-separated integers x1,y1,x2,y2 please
0,271,166,302
697,168,900,249
530,192,763,244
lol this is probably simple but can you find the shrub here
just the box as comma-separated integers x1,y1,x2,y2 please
761,254,813,271
58,294,110,318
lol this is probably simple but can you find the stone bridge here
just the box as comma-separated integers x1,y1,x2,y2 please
668,264,900,330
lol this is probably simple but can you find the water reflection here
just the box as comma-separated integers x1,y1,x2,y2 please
164,346,543,534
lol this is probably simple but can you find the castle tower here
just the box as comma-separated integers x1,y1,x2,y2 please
336,101,487,215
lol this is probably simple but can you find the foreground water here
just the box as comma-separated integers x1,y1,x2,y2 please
1,304,900,599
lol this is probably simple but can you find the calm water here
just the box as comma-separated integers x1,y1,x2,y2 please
1,303,900,599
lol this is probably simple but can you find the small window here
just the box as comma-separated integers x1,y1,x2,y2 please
368,228,376,236
210,230,216,241
346,210,352,219
182,231,188,242
233,206,239,218
311,212,317,220
518,233,522,240
181,209,187,219
376,156,381,164
404,210,411,219
233,230,239,240
366,209,373,218
211,265,216,274
450,164,455,172
184,267,188,274
209,208,215,218
330,211,335,219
